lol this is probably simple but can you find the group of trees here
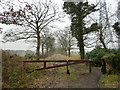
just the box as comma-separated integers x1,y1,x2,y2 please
41,29,55,57
0,0,62,59
63,0,120,59
56,27,75,57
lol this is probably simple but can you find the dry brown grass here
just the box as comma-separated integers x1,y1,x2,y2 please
58,54,81,60
25,54,57,71
2,50,25,88
44,54,56,60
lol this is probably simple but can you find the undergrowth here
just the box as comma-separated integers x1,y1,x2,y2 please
99,74,120,88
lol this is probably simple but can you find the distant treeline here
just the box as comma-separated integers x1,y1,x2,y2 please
4,50,35,56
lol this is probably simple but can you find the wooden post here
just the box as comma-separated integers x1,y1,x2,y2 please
101,59,106,74
89,60,92,73
23,62,25,69
67,60,70,74
23,62,27,72
44,62,46,69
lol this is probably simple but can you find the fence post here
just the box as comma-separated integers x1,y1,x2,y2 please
44,62,46,69
23,62,27,72
101,59,106,74
67,60,70,74
89,60,92,73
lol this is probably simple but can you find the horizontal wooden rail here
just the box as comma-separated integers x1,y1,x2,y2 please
23,60,91,63
23,59,92,73
28,62,82,73
35,62,83,70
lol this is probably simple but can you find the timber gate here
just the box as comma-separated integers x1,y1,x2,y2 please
23,60,92,74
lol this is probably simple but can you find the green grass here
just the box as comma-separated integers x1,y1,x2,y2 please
71,54,80,57
70,54,81,59
99,74,120,88
19,55,25,57
53,66,76,81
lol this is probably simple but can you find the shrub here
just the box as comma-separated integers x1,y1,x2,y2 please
85,46,107,67
104,49,120,73
2,50,31,88
85,47,120,73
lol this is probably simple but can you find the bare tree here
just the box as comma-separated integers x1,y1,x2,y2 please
41,35,45,57
95,0,116,51
56,27,75,57
0,0,62,60
82,0,117,51
42,29,55,56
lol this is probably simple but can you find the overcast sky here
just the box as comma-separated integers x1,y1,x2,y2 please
0,0,119,52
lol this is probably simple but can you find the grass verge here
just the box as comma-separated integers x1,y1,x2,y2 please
99,74,120,88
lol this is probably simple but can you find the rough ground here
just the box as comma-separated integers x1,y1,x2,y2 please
69,65,101,88
29,54,101,88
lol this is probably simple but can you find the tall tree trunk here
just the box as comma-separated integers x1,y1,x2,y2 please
100,39,107,51
68,31,71,57
42,43,44,57
118,34,120,49
78,32,85,59
46,46,48,56
78,20,85,59
66,50,67,56
36,33,40,60
99,29,108,51
68,48,70,57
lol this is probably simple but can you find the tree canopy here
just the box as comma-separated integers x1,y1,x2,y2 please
63,1,99,59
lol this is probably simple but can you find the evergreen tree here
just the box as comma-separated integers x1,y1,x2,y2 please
63,2,99,59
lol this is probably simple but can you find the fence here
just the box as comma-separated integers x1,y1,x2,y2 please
23,60,92,74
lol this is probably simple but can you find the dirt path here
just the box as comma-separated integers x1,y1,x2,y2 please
68,65,101,88
29,54,101,88
48,54,101,88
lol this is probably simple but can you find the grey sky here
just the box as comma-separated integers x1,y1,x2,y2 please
0,0,119,52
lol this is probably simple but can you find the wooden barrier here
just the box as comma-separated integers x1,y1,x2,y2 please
23,60,92,73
